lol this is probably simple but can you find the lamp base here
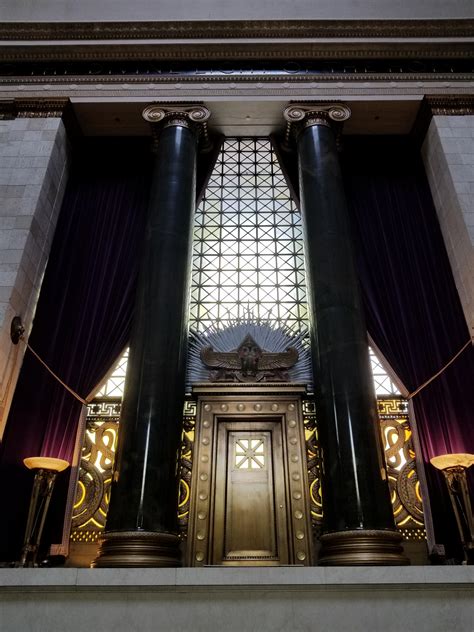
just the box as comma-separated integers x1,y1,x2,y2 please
318,529,410,566
92,531,181,568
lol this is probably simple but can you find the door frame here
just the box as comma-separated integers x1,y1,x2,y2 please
187,384,312,567
212,419,289,566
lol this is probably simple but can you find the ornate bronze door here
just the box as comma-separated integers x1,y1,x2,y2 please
212,421,289,565
188,388,312,566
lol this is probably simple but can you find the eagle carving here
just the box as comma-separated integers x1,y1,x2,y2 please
200,333,299,382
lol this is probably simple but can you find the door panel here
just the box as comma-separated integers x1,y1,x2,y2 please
212,421,289,565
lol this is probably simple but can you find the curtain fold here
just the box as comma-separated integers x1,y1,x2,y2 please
0,131,224,562
342,136,474,557
0,139,151,560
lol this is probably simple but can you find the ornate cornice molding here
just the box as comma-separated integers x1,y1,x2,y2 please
411,95,474,146
1,42,473,64
425,95,474,115
1,19,473,41
0,71,473,87
283,103,351,145
0,97,69,119
142,104,211,149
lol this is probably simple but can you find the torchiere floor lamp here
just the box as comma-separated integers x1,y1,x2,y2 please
431,453,474,564
17,457,70,567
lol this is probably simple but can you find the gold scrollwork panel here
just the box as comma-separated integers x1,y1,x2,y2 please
303,397,426,542
70,399,197,545
71,419,119,542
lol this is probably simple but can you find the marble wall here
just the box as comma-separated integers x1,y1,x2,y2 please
0,117,69,439
0,567,473,632
0,0,472,22
422,115,474,333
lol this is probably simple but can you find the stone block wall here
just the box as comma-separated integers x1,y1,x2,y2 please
1,0,473,21
422,115,474,334
0,116,70,438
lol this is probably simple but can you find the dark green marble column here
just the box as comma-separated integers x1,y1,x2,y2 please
93,105,210,568
284,104,408,565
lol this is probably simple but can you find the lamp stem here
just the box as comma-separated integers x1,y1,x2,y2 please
443,466,474,564
18,468,59,567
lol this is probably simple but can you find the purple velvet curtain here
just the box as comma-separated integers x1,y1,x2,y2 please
0,139,151,560
342,136,474,558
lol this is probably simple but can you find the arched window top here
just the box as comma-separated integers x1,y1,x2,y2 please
190,137,308,335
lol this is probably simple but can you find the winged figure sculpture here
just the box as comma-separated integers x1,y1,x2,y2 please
200,333,298,382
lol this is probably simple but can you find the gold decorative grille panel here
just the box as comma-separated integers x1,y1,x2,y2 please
178,401,197,537
70,404,120,543
378,398,425,538
71,396,425,546
70,399,197,543
303,397,426,542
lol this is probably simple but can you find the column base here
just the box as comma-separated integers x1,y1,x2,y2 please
91,531,181,568
318,530,410,566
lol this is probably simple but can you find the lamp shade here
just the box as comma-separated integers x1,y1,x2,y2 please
430,453,474,470
23,457,70,472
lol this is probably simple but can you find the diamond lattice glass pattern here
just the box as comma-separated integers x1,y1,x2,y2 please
369,348,401,396
190,138,308,335
95,349,129,398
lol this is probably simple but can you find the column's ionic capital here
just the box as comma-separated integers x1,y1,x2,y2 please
283,103,351,146
142,103,211,149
